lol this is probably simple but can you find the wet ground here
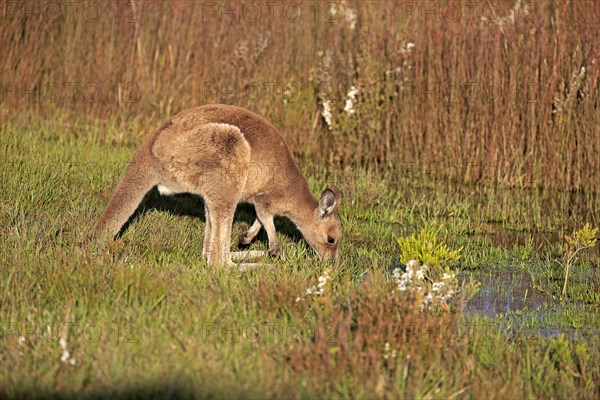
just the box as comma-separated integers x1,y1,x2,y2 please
466,270,552,318
464,228,598,339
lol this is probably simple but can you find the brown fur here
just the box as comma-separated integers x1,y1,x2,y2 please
96,104,342,268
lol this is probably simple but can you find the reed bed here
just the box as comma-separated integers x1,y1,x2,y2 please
1,0,598,192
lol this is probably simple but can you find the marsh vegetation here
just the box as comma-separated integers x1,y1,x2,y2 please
1,1,599,398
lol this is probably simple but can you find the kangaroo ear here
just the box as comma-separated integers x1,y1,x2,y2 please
319,185,341,218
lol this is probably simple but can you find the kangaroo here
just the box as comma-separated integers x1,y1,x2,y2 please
96,104,342,269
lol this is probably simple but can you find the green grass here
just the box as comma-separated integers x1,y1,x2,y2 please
1,122,599,399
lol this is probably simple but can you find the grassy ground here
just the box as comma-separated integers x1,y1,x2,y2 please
1,122,599,399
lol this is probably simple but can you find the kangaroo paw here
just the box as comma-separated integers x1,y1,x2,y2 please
238,233,252,248
268,246,281,258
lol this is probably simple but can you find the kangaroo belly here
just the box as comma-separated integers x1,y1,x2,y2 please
157,185,176,195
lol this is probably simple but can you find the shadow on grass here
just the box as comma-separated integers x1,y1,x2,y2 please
117,186,303,247
4,384,246,400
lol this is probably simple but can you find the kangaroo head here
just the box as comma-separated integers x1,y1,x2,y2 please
302,186,342,262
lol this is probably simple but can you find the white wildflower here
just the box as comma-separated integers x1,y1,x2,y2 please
344,8,357,30
482,0,530,29
416,264,428,281
283,83,296,105
383,342,397,360
427,274,457,305
18,336,26,345
328,3,338,17
304,269,332,297
321,100,333,130
392,260,425,292
393,260,458,310
420,292,434,311
442,272,455,281
343,86,358,115
386,41,415,78
400,41,415,56
392,266,411,292
432,281,446,293
331,1,357,30
59,336,76,366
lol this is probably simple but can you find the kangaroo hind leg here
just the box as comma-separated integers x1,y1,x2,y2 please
204,200,236,266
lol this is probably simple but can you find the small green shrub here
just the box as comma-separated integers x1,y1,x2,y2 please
396,226,462,271
394,227,475,311
558,223,598,300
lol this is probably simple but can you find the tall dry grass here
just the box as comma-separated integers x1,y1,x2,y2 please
1,0,599,192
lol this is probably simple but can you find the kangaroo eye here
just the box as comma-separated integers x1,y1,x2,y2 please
327,236,336,245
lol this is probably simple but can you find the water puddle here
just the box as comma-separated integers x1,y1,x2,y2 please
466,270,552,318
465,268,597,339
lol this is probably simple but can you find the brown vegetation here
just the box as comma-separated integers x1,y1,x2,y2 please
1,0,598,191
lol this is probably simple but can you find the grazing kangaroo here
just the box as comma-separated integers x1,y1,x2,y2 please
96,104,342,269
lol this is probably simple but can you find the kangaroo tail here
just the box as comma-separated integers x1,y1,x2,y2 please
96,154,159,238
